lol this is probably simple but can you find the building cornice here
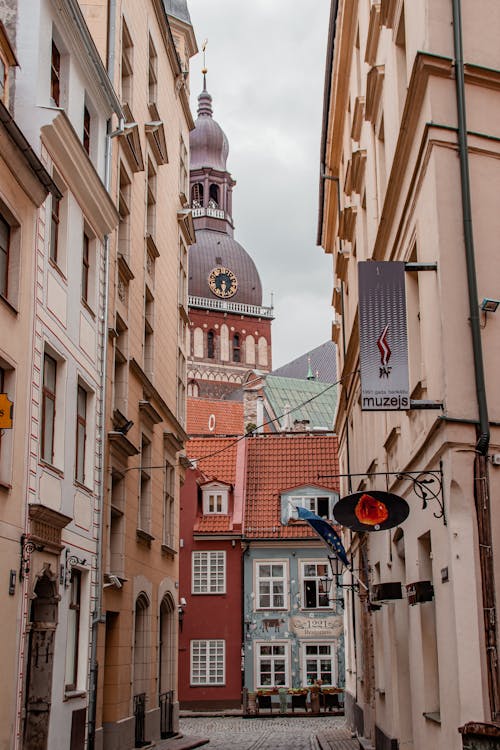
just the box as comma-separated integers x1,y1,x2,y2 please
0,101,58,206
52,0,122,118
41,112,119,237
129,357,189,444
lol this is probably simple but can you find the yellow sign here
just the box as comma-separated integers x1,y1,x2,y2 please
0,393,13,429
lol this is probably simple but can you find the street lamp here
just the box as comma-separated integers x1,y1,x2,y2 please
319,557,345,608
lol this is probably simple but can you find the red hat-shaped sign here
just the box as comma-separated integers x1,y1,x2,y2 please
333,490,409,532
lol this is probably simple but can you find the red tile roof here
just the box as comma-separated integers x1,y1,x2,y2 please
195,515,233,533
187,398,244,435
244,433,339,539
186,437,239,486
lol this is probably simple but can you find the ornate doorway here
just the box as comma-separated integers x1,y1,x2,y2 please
23,566,59,750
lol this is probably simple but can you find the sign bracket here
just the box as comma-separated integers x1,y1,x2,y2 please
318,461,446,525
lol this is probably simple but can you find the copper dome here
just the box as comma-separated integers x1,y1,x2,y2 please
189,230,263,306
190,88,229,172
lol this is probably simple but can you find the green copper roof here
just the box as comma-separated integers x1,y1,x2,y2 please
264,375,337,431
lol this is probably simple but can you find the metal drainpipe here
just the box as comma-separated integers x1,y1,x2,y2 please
451,0,489,455
88,2,123,744
452,0,499,721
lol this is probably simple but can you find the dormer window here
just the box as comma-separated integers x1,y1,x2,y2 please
280,486,339,524
201,481,230,515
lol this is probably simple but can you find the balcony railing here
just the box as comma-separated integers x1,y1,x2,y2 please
188,295,274,319
192,207,227,220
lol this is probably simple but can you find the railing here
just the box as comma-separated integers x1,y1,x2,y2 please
188,295,274,319
192,207,227,220
133,692,148,747
159,690,175,739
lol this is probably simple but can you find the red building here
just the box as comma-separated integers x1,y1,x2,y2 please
178,431,245,709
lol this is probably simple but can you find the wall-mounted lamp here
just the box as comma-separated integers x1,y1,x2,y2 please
19,534,45,581
480,298,500,313
61,548,87,587
178,597,187,631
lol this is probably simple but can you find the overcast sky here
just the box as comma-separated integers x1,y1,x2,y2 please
187,0,333,370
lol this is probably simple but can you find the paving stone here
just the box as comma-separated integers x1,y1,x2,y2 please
179,715,353,750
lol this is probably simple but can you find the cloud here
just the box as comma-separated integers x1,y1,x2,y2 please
187,0,333,368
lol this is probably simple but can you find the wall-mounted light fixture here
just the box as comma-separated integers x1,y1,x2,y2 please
19,534,45,581
178,597,187,631
480,298,500,313
61,548,87,587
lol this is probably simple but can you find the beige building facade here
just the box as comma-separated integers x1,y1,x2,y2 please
318,1,500,749
80,2,197,748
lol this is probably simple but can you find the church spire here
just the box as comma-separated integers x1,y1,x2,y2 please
197,39,213,117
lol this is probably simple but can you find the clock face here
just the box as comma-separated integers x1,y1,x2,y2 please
208,267,238,299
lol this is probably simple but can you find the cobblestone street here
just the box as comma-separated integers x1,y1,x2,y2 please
179,715,351,749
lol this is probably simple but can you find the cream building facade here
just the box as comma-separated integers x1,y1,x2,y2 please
318,1,500,749
0,20,59,750
3,1,122,748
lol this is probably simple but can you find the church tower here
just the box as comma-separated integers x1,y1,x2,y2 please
187,75,273,398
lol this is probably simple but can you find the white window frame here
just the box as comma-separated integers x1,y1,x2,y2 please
300,559,332,610
41,345,66,471
254,560,288,610
281,491,339,524
300,641,337,687
64,566,90,694
162,460,175,549
192,550,226,594
202,483,229,515
255,640,290,688
190,639,225,685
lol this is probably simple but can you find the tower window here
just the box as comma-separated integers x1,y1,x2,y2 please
207,330,215,359
233,333,240,363
209,184,219,207
192,183,204,207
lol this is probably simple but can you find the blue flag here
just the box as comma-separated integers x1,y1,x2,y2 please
296,506,350,568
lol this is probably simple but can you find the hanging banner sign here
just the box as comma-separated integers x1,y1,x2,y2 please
358,261,410,410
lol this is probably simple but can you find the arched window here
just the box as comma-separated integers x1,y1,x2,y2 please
159,594,176,694
134,593,150,697
258,336,268,367
208,184,219,207
191,183,204,207
187,380,199,397
193,327,203,358
233,333,241,362
245,334,255,365
220,325,229,361
207,330,215,359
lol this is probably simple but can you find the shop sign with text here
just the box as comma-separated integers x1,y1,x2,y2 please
358,261,410,410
